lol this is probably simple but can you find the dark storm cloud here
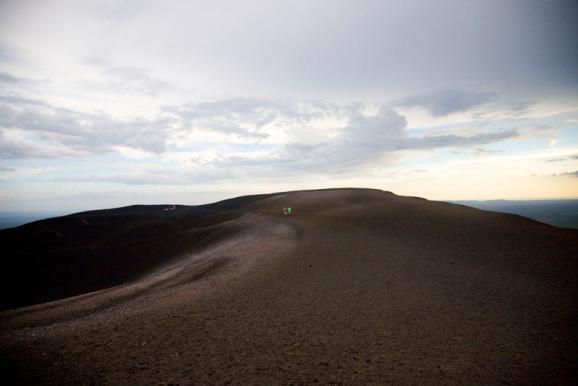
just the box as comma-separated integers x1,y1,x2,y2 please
395,89,497,116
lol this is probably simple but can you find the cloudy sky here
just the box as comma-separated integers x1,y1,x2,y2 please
0,0,577,213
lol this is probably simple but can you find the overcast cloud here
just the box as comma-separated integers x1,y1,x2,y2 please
395,90,497,117
0,0,577,210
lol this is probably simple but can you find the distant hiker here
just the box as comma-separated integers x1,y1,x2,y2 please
287,207,292,215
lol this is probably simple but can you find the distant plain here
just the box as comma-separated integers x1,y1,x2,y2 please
453,199,578,229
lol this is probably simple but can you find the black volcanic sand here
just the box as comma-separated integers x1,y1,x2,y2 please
1,188,577,385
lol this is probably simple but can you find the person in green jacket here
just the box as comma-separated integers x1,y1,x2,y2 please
287,207,292,215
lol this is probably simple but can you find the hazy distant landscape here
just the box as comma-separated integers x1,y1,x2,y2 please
3,199,578,231
0,211,66,230
453,199,578,229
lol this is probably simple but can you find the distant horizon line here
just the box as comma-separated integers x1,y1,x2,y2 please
1,196,578,216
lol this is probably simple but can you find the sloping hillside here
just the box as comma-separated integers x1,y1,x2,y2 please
1,188,576,385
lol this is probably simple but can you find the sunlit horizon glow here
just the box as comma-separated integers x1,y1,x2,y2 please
0,0,577,213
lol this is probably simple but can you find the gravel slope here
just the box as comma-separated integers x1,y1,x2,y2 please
1,188,576,385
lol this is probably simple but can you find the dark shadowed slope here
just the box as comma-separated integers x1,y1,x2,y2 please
0,193,276,310
0,204,236,310
1,188,577,385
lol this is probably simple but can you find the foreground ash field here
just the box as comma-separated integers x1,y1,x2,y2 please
0,188,576,385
